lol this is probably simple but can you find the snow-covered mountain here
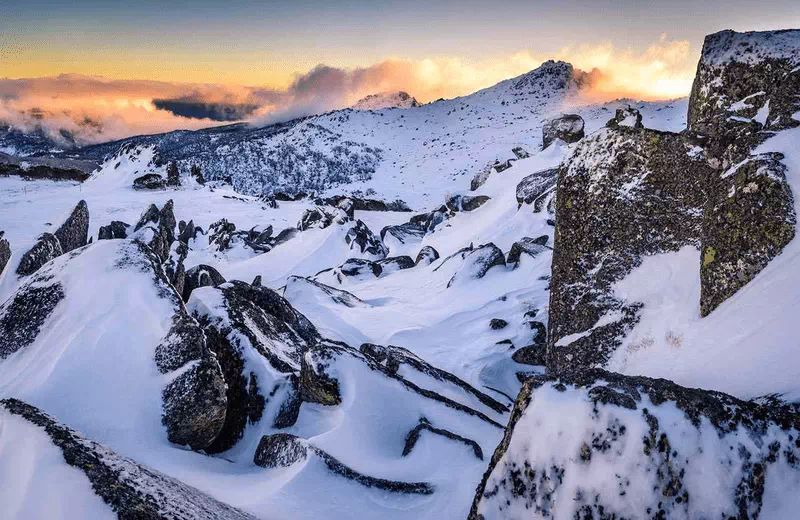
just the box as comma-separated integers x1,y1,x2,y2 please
1,28,800,520
352,91,421,110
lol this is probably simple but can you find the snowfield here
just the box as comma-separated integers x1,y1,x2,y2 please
1,32,800,519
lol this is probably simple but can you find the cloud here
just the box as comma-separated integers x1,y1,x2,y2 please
0,35,697,146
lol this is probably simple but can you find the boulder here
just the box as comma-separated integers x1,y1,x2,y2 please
133,173,166,190
515,168,558,208
0,399,257,519
182,264,226,302
345,220,388,259
381,221,427,248
376,255,415,276
188,281,321,450
285,275,368,308
605,105,644,130
340,258,382,278
134,203,160,232
414,245,440,266
542,114,585,148
0,231,10,277
253,432,433,495
98,220,129,240
178,218,198,244
16,233,63,276
687,30,800,316
506,237,550,265
511,146,530,159
489,319,507,330
548,126,712,373
445,194,490,213
438,243,506,288
298,206,341,231
54,200,89,253
470,370,800,520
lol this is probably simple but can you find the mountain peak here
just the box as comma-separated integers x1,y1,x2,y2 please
352,91,421,110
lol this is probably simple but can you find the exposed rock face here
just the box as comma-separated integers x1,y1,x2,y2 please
515,168,558,208
542,114,585,148
414,245,440,266
182,264,227,302
0,275,65,359
469,370,800,520
0,231,10,277
134,204,160,231
254,432,434,494
688,29,799,316
16,233,64,276
436,243,506,288
178,218,199,244
402,418,484,460
0,399,256,519
98,220,129,240
133,173,166,190
187,281,321,452
345,220,389,258
548,125,712,372
506,237,550,266
54,200,89,253
298,205,349,231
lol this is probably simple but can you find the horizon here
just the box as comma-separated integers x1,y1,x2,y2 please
2,1,799,143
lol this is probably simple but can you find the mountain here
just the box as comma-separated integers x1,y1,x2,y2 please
1,28,799,520
352,91,421,110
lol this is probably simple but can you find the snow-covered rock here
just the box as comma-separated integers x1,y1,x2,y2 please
352,91,421,110
470,370,800,520
542,114,585,148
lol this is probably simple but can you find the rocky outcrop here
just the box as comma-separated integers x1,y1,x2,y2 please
285,275,369,308
414,245,439,266
133,173,166,190
98,220,129,240
187,281,321,451
687,29,799,316
345,220,388,258
436,243,506,288
254,433,434,494
469,370,800,520
605,105,644,130
547,124,712,372
15,233,63,276
515,168,558,208
0,275,65,359
0,231,11,277
54,200,89,253
1,398,256,519
542,114,585,148
208,218,237,251
506,237,550,266
376,255,415,275
182,264,226,302
298,205,350,231
446,194,491,213
300,341,507,427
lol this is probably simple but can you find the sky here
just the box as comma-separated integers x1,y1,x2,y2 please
1,0,799,142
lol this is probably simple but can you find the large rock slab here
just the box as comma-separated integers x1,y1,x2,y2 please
54,200,89,253
542,114,585,149
547,125,712,372
1,398,256,520
470,370,800,520
15,232,63,276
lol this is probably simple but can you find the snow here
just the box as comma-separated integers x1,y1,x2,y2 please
0,410,115,519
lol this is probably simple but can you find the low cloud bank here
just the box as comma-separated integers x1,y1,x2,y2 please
0,35,697,147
